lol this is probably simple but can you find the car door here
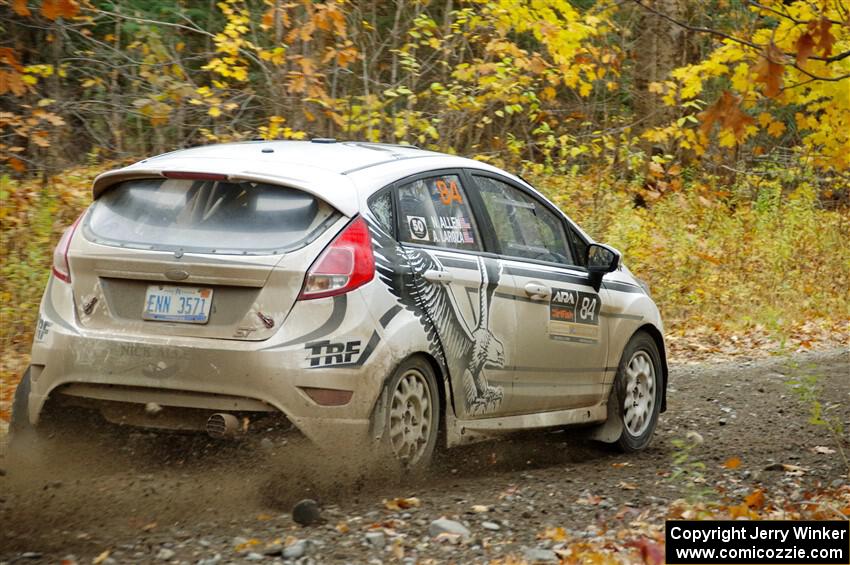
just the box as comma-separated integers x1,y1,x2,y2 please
468,172,609,413
393,171,517,419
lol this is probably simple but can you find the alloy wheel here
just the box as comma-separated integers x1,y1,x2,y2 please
623,350,656,437
388,369,433,466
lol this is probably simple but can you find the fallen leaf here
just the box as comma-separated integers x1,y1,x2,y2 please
392,539,405,559
471,504,490,513
234,538,260,552
141,522,157,531
335,522,350,534
434,532,461,544
384,497,421,511
576,494,603,506
812,446,836,455
538,526,568,542
627,538,665,565
498,485,520,499
618,481,638,491
723,456,742,469
728,502,753,519
612,461,632,468
92,550,110,565
745,489,765,509
782,463,809,475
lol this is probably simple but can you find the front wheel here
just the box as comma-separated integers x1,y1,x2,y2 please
381,357,440,471
612,332,663,452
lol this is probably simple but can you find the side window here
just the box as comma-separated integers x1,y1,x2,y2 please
566,224,588,267
396,174,481,252
474,175,573,265
368,190,394,233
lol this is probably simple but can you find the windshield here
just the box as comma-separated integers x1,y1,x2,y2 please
85,178,339,255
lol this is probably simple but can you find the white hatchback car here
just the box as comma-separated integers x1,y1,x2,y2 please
11,140,667,468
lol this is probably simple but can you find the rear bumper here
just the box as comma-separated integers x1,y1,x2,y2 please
28,277,394,446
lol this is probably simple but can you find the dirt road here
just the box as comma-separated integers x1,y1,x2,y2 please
1,348,847,564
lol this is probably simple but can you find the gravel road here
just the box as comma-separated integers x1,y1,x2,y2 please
1,348,847,564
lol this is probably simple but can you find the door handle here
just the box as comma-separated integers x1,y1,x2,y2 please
524,282,550,300
424,270,453,284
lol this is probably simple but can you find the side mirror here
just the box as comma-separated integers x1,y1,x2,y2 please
586,243,621,289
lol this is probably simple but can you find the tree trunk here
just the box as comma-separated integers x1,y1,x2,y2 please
633,0,686,131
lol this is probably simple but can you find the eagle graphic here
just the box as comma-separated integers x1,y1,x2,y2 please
369,219,505,415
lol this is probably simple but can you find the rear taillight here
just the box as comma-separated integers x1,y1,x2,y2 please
298,216,375,300
52,214,83,283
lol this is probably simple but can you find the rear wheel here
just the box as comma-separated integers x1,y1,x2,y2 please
612,332,663,452
382,357,440,471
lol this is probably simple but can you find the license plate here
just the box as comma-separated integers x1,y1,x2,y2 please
143,285,213,324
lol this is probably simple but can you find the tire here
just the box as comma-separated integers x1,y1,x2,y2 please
612,332,663,452
380,356,440,471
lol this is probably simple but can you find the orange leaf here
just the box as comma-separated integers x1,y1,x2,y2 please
40,0,78,20
795,32,815,66
0,47,23,70
745,489,765,509
698,91,754,142
723,456,742,469
696,252,722,265
12,0,31,17
816,18,835,57
754,43,784,98
40,0,60,19
9,157,26,173
648,161,664,177
384,497,421,511
538,526,568,542
627,538,665,565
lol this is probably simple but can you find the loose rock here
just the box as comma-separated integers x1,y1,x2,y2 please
283,539,308,559
429,517,471,539
523,547,559,563
365,531,386,548
293,499,322,526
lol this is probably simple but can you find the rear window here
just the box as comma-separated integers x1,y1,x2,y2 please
86,179,338,255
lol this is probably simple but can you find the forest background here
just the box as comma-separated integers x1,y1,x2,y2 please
1,0,849,409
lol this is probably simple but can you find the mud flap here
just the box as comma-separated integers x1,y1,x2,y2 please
589,384,623,443
368,382,391,442
9,367,32,434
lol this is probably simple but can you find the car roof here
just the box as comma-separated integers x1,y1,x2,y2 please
91,140,526,216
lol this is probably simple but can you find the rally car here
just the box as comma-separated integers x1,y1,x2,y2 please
10,139,667,469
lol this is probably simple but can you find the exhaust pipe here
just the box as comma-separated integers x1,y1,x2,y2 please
206,413,241,439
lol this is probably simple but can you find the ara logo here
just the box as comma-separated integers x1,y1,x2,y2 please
305,340,362,367
551,288,577,305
